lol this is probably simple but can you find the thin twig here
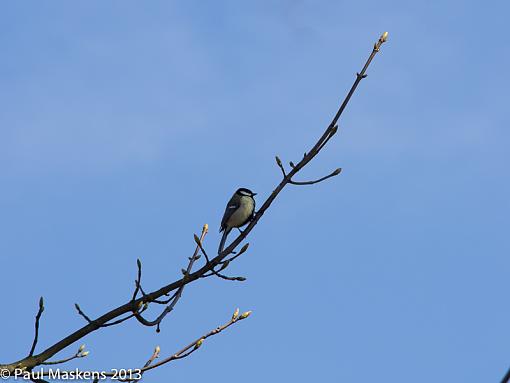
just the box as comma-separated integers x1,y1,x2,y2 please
220,243,250,264
139,285,178,305
37,309,252,381
289,168,342,185
131,259,142,301
275,156,287,177
41,354,80,366
106,310,252,380
194,235,213,266
75,303,145,328
133,224,209,332
40,341,88,367
210,272,246,282
194,233,245,282
201,261,246,281
28,297,44,357
74,304,93,324
331,32,388,129
120,345,160,382
101,313,137,328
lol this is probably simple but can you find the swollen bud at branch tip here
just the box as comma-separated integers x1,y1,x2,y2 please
81,351,90,357
154,345,161,355
275,156,282,167
239,311,252,319
203,223,209,232
238,243,250,255
193,234,201,245
381,31,389,42
232,308,240,320
78,344,85,352
333,168,342,176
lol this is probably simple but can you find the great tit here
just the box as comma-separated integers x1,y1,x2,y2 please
218,188,257,254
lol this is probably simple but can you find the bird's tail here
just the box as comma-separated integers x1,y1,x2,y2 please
218,228,231,255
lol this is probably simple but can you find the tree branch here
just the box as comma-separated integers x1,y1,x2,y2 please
133,224,209,332
36,309,251,382
289,168,342,185
0,32,388,375
41,344,88,366
134,309,251,375
501,367,510,383
28,297,44,357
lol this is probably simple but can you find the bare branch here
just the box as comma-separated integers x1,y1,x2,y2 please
0,32,388,374
101,313,138,328
105,309,252,380
75,303,147,329
289,168,342,185
131,258,142,301
195,242,248,282
214,33,389,263
221,243,250,264
118,345,160,382
194,233,246,282
34,309,251,382
41,344,88,366
201,264,247,282
28,297,45,357
139,285,178,305
315,124,338,153
275,156,287,177
74,303,93,324
133,224,209,332
501,367,510,383
211,273,246,282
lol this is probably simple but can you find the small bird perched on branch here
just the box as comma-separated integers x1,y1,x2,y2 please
218,188,257,254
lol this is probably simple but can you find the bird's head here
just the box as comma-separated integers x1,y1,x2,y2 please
236,188,257,197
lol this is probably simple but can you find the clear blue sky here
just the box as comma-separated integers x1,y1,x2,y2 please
1,1,509,382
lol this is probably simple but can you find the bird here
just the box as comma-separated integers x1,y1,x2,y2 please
218,188,257,254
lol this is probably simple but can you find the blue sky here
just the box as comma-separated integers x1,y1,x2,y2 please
1,1,509,382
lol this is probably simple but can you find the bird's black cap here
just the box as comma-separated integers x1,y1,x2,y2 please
236,188,256,196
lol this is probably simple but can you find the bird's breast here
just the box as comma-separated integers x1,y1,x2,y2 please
226,197,254,228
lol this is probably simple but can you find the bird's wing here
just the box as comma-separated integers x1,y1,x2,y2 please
220,195,240,232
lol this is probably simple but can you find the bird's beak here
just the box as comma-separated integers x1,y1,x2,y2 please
252,193,257,196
